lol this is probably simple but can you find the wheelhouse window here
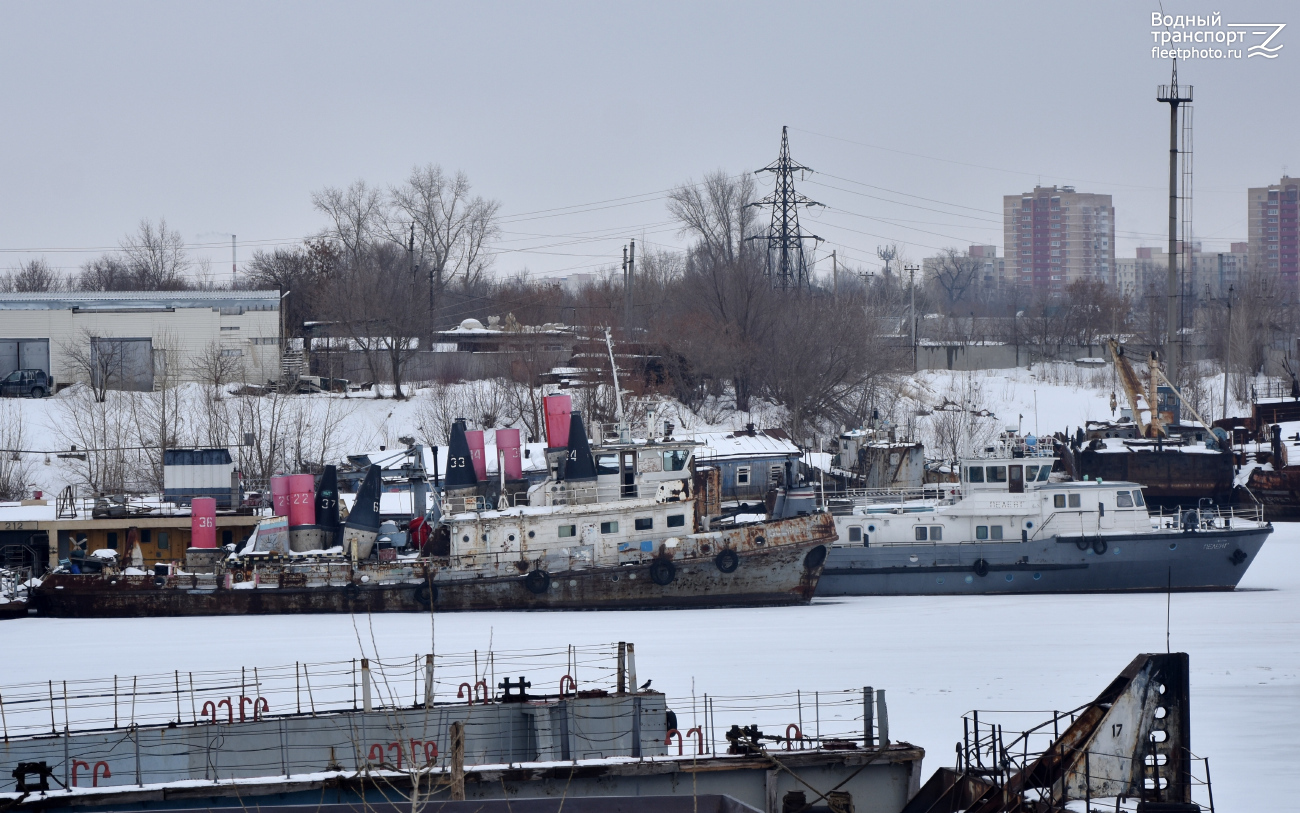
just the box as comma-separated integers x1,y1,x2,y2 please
1068,494,1081,508
558,524,576,538
976,525,989,540
1116,491,1134,508
667,514,686,528
661,450,688,471
915,526,928,541
634,517,653,531
596,455,619,476
600,521,619,534
1133,490,1146,507
1026,465,1039,481
1039,467,1051,481
967,466,985,483
990,525,1003,540
848,526,862,543
1054,494,1066,508
986,466,1007,483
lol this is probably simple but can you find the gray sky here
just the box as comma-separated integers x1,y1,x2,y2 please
1,0,1295,283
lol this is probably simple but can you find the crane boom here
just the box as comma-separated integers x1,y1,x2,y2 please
1107,339,1152,437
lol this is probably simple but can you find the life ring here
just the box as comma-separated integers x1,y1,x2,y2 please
1075,539,1090,551
524,569,550,594
152,576,166,588
715,549,740,573
649,559,676,586
1092,539,1108,555
804,544,828,570
973,559,990,577
414,582,437,607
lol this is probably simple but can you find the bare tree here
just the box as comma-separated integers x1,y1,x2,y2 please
2,259,64,292
927,248,981,306
120,218,190,289
392,164,502,300
0,402,34,500
76,255,134,291
190,340,244,389
60,330,126,402
312,180,386,268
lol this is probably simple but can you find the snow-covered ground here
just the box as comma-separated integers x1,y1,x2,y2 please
1,524,1295,809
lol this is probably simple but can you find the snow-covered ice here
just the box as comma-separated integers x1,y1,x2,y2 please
0,525,1295,809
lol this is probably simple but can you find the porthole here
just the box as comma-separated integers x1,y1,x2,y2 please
1168,542,1177,550
508,534,516,542
964,575,973,584
528,531,536,539
1113,547,1121,555
936,577,945,585
462,535,469,543
1025,521,1034,529
1005,573,1014,582
867,524,876,533
1033,572,1041,580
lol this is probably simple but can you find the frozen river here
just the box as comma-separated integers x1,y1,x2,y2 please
2,524,1296,810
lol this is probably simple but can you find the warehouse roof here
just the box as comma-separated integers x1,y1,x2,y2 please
0,291,281,311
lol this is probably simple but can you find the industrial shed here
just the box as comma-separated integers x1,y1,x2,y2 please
0,291,281,390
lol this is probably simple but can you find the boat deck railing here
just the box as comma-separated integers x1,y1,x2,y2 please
444,481,688,515
825,487,958,513
1149,502,1266,529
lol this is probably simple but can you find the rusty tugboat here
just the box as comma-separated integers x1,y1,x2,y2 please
31,393,833,617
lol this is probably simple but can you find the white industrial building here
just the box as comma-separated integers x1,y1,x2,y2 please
0,291,281,391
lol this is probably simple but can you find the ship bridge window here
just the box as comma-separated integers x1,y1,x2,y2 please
596,455,619,475
1133,490,1146,507
967,466,985,483
662,450,688,471
986,466,1007,483
1116,491,1134,508
1026,465,1039,481
1039,467,1051,481
634,517,653,531
667,514,686,528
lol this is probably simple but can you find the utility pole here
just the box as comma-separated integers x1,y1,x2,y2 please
1223,284,1233,421
623,239,636,339
748,126,823,291
832,250,838,296
905,263,919,372
1157,63,1192,377
231,235,237,288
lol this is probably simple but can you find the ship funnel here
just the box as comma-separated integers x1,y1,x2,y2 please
445,419,477,491
343,464,382,560
287,472,325,553
465,430,487,482
563,411,598,481
496,428,523,480
316,465,340,528
544,394,572,450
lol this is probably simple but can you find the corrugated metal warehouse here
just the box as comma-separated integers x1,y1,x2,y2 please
0,291,281,389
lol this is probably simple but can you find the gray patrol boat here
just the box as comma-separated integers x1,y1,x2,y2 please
818,436,1271,596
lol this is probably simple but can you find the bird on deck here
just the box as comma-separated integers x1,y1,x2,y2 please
639,679,652,690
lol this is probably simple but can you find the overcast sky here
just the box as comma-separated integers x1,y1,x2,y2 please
1,1,1295,284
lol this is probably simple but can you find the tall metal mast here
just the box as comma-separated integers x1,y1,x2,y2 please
1157,64,1192,376
750,126,823,290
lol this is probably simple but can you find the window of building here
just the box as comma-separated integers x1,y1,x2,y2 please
667,514,686,528
736,466,751,485
220,325,240,331
558,524,576,538
221,349,243,357
1068,494,1081,508
1116,491,1134,508
600,521,619,534
634,517,653,531
770,464,784,485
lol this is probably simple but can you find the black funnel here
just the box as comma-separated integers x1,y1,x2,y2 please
345,465,382,532
445,418,477,488
315,465,340,528
563,411,598,481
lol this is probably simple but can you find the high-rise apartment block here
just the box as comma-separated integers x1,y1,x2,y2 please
1003,185,1114,295
1248,177,1299,287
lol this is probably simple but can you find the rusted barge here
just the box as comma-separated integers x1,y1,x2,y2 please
32,400,833,617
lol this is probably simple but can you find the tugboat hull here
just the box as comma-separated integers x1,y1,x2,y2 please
32,516,834,617
817,526,1269,596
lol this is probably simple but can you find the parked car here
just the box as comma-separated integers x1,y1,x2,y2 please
0,369,51,398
